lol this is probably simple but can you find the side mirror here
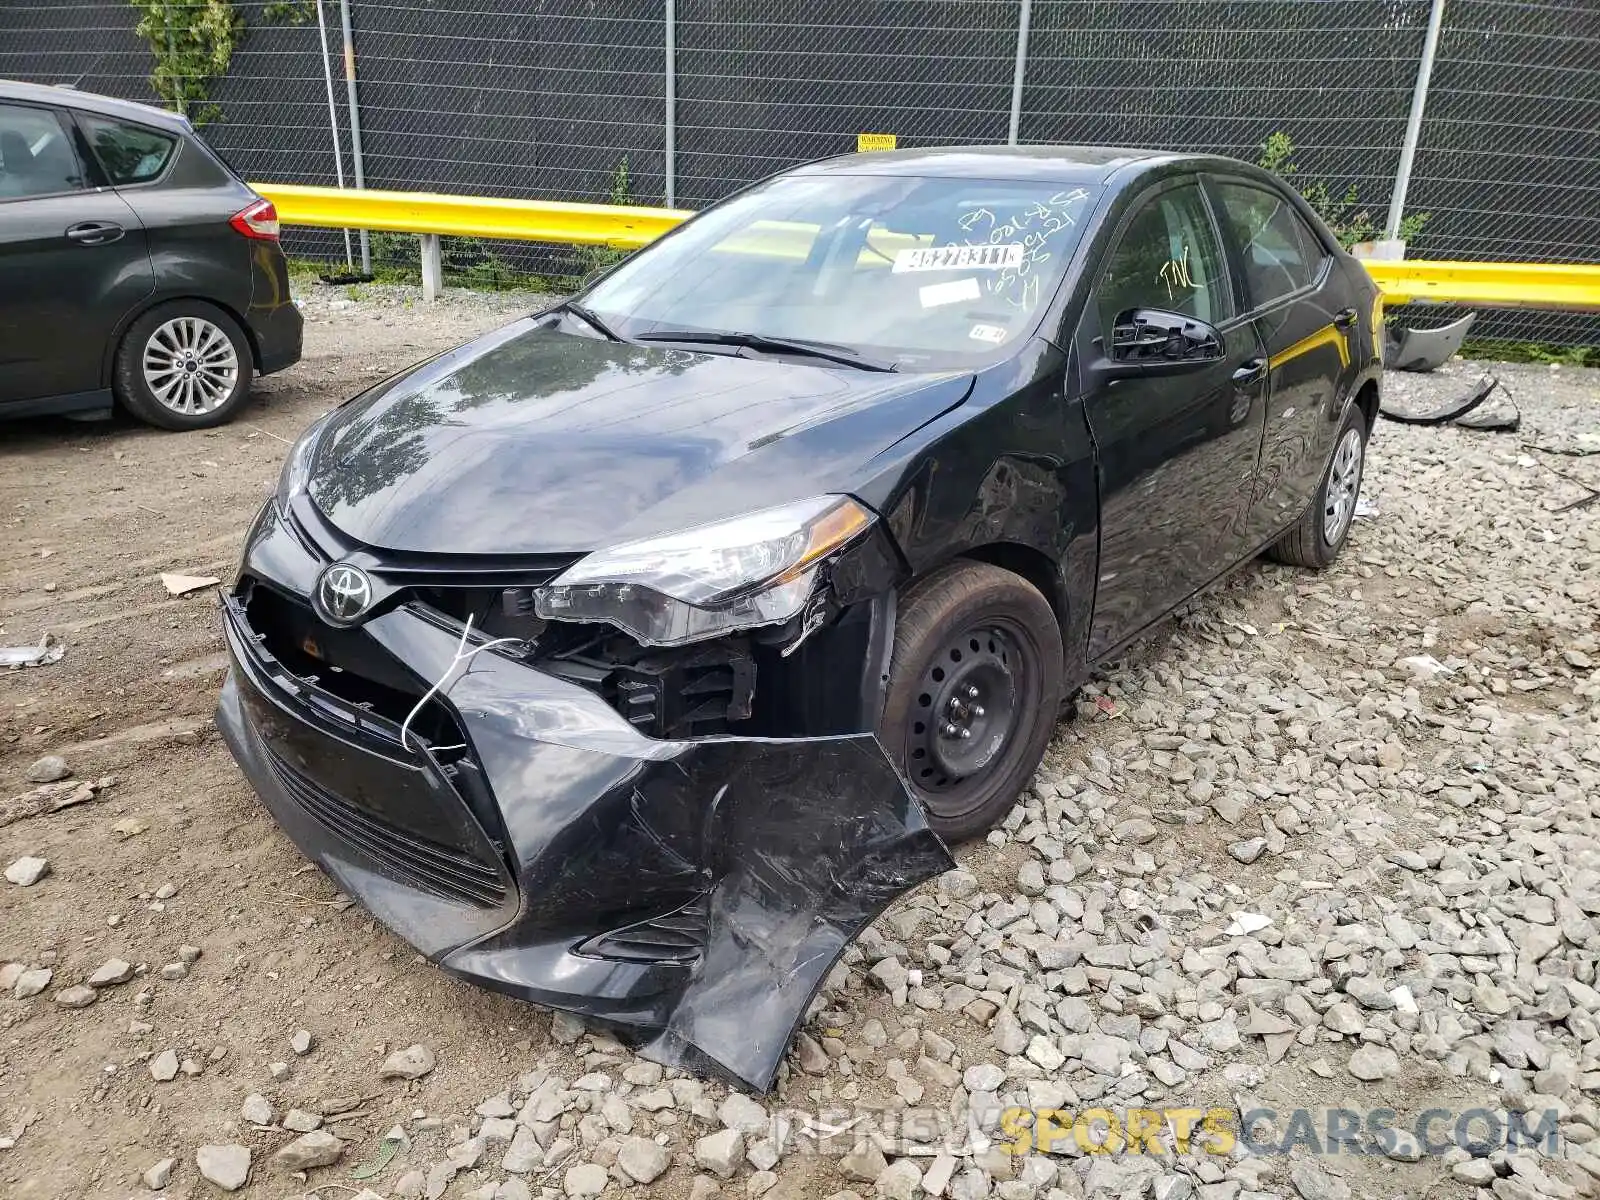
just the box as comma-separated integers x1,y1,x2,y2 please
1093,308,1225,380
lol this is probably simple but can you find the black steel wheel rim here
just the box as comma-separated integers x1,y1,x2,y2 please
905,622,1023,809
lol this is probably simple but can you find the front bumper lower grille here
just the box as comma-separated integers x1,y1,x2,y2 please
263,743,508,909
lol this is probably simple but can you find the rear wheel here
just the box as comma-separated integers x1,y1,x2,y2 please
878,560,1063,843
113,300,253,431
1266,404,1368,569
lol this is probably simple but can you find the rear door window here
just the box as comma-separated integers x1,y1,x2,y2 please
1214,181,1327,308
0,103,87,199
79,115,177,185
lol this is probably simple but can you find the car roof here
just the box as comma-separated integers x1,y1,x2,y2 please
792,145,1263,190
0,78,190,134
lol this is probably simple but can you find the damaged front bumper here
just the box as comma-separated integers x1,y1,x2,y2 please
217,502,950,1092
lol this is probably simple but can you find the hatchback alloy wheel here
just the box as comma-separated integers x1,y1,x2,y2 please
143,316,240,416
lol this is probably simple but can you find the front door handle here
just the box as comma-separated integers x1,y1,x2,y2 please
1232,358,1266,388
65,221,124,246
1333,306,1359,329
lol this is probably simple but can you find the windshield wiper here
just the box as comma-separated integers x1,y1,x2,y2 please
553,301,623,342
636,329,897,372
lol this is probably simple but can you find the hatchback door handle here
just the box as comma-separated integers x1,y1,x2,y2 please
1333,306,1358,329
65,221,124,245
1232,358,1266,387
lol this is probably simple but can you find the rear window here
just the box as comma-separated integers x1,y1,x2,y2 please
80,115,177,185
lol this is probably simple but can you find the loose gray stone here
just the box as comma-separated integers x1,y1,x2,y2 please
150,1050,180,1081
241,1093,274,1125
563,1162,608,1198
1290,1159,1351,1200
271,1131,343,1172
54,984,96,1008
291,1029,314,1055
617,1136,671,1184
25,755,70,783
381,1043,436,1080
5,856,50,886
1348,1046,1400,1081
695,1129,745,1179
14,967,51,998
1228,837,1268,864
284,1108,321,1133
875,1158,922,1200
87,958,134,987
143,1158,176,1190
196,1144,251,1192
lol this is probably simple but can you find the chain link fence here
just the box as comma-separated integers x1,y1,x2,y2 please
1,0,1595,342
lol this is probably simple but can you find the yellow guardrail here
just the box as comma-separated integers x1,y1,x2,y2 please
258,183,691,250
256,183,1600,312
1362,259,1600,312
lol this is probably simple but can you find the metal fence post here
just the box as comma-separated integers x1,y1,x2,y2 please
1007,0,1033,146
337,0,371,274
313,0,354,269
1385,0,1447,242
664,0,677,209
419,234,442,301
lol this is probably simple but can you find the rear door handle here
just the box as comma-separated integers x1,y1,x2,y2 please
65,221,124,246
1232,358,1266,388
1333,306,1358,329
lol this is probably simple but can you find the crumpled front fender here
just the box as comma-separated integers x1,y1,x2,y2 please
364,611,954,1094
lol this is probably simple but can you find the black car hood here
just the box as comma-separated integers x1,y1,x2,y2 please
309,320,974,555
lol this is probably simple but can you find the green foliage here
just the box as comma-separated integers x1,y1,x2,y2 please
262,0,314,22
130,0,311,125
1258,132,1429,250
129,0,242,124
1460,338,1600,368
576,156,636,284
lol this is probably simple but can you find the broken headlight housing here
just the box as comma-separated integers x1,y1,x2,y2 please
535,496,874,648
274,413,331,512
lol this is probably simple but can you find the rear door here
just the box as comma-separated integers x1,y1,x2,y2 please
0,100,153,408
1208,177,1358,550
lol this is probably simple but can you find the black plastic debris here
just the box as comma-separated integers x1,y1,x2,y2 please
1379,374,1503,427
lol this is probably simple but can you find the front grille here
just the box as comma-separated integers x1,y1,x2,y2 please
264,747,508,908
578,896,708,964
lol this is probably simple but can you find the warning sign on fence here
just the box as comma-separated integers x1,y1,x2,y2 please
857,133,897,152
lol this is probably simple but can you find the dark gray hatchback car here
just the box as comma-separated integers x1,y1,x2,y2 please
0,80,302,430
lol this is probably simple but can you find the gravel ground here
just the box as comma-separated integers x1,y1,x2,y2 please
2,282,1599,1200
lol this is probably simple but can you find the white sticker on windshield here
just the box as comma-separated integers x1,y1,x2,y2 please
894,243,1023,274
919,278,981,309
968,323,1007,344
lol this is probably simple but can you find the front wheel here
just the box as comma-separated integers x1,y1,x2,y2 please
878,560,1064,843
113,300,254,431
1266,404,1368,569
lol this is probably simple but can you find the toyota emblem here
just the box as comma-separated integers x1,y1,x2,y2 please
316,563,374,626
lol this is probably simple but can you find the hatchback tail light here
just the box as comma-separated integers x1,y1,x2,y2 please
230,199,280,241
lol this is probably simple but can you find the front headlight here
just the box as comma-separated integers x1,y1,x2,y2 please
275,414,330,510
535,495,874,647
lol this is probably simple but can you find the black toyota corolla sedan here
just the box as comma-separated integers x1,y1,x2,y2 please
219,147,1380,1088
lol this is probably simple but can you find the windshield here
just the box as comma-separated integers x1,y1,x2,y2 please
583,173,1099,370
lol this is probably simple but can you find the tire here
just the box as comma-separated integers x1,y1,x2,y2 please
878,560,1064,843
1266,403,1368,569
112,300,254,431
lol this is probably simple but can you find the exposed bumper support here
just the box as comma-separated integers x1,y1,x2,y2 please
218,504,949,1092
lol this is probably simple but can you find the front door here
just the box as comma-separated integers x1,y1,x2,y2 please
1076,177,1267,660
0,100,152,408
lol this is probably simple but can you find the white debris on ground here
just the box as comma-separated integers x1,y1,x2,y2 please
1,331,1597,1200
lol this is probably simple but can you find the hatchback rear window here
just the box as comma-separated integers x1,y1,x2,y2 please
80,115,177,185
